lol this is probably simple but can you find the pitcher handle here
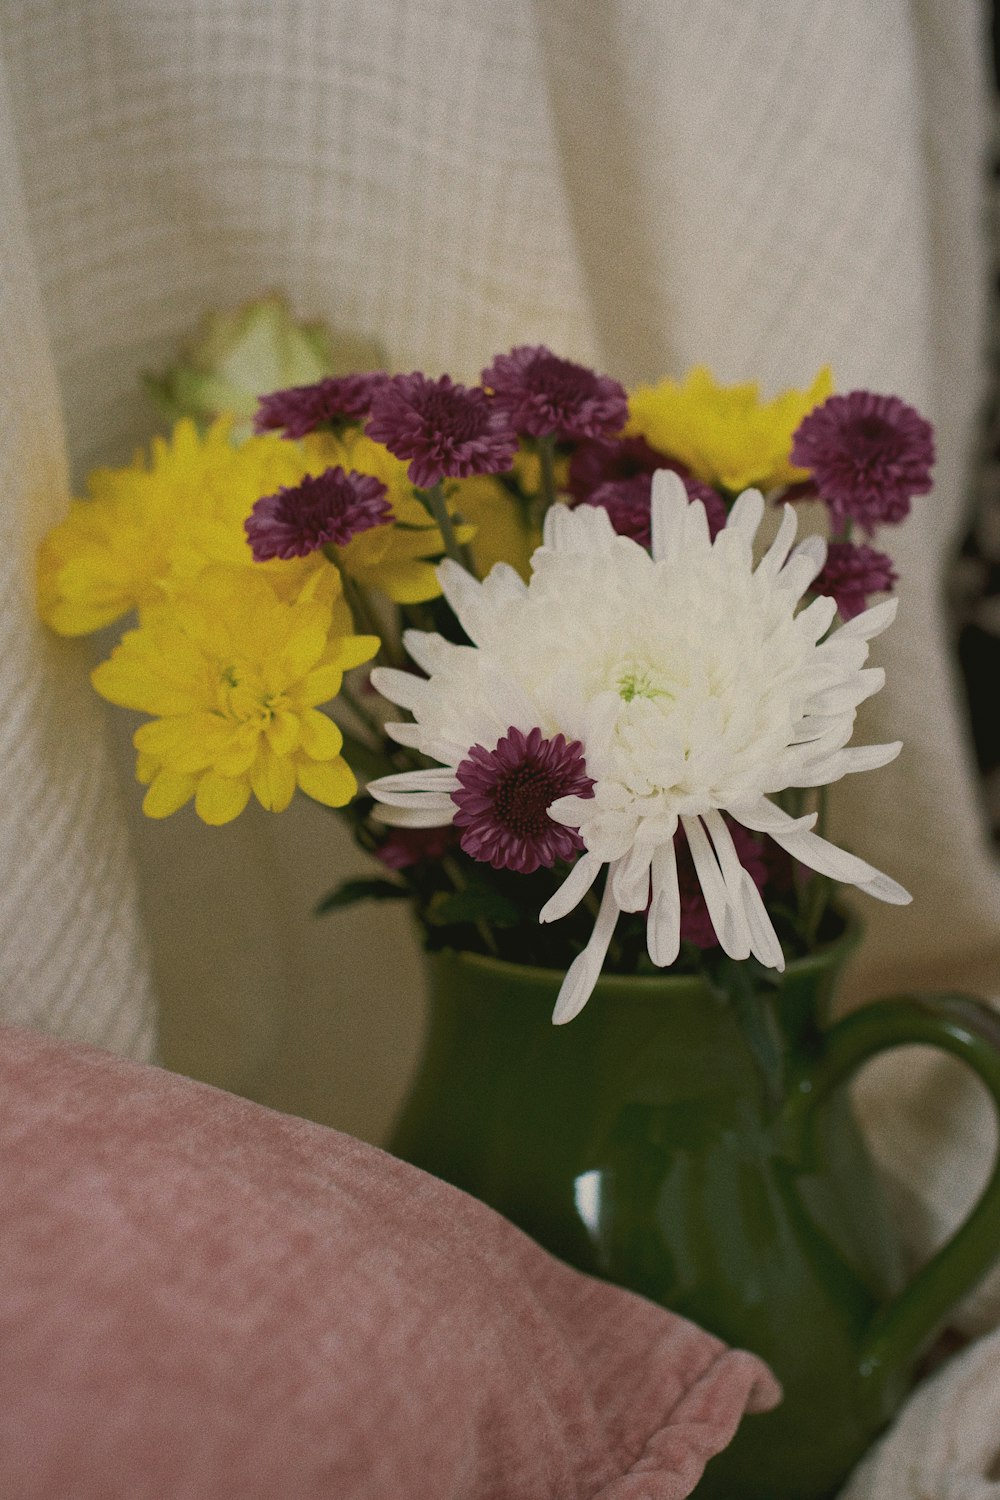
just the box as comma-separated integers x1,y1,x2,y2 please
785,992,1000,1382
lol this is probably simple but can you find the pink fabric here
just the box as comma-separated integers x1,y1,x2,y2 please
0,1025,779,1500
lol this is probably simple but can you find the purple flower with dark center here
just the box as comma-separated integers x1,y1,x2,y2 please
813,541,898,621
481,345,629,441
576,472,727,549
365,372,518,489
450,726,595,875
675,818,769,948
254,374,386,439
790,391,935,534
245,466,392,561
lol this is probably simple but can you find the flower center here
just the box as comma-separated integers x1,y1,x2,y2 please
218,668,286,725
420,388,483,441
492,760,565,836
617,662,670,702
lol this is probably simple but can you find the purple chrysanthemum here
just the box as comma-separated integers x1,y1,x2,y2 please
575,473,727,548
245,466,392,561
675,818,769,948
254,374,386,439
790,391,935,534
450,726,595,875
567,435,668,500
481,345,629,441
374,824,459,871
365,373,518,489
813,541,898,621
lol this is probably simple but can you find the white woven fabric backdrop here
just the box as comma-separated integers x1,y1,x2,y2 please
2,0,999,1331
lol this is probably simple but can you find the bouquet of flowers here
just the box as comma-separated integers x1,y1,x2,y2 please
37,321,934,1025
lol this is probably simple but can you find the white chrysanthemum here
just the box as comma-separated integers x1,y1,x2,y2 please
369,472,909,1023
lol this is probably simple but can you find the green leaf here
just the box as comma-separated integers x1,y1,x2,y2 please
315,878,408,915
425,888,522,929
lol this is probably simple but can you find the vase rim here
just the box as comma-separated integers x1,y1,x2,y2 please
431,910,864,995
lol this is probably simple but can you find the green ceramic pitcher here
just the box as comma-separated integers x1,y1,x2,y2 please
388,921,1000,1499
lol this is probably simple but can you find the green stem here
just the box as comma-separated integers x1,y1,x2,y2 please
339,678,387,745
441,855,498,955
530,435,560,533
338,571,408,669
421,484,472,570
537,435,558,508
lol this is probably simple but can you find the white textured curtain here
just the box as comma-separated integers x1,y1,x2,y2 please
1,0,998,1313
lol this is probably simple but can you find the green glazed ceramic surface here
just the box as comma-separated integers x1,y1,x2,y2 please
389,926,1000,1499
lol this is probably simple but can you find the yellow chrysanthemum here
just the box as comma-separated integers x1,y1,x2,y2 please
449,474,533,579
298,431,474,603
37,418,309,636
626,365,834,493
91,565,378,825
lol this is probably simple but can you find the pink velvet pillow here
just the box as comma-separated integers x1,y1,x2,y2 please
0,1025,779,1499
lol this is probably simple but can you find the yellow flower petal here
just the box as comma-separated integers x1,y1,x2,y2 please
265,709,301,758
280,614,331,682
296,756,357,808
298,663,344,707
350,560,441,604
135,752,160,786
194,772,252,825
299,708,343,760
251,748,297,813
213,725,261,779
328,634,380,672
142,772,197,819
627,365,834,493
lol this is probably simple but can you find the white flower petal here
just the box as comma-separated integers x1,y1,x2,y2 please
739,870,786,971
755,503,798,582
682,814,752,960
368,767,458,797
805,668,885,716
543,502,615,553
373,804,457,828
650,468,690,564
552,870,622,1025
767,826,891,887
383,720,426,750
787,740,902,786
818,740,903,776
727,797,818,836
776,535,827,600
836,596,898,641
683,496,712,551
436,559,487,642
481,561,529,604
400,630,453,675
856,873,913,906
794,594,839,645
547,794,591,828
647,841,681,967
725,487,765,542
370,667,429,714
703,808,783,969
539,851,604,923
612,844,653,913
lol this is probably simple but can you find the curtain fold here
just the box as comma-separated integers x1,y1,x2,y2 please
0,42,156,1059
